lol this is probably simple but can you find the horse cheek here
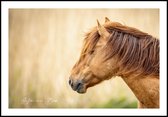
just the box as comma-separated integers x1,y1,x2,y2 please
90,60,108,79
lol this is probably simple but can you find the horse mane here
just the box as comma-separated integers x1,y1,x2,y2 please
81,22,159,77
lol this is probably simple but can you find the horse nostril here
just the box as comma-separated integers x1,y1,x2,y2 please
76,82,82,89
69,79,71,85
69,79,73,87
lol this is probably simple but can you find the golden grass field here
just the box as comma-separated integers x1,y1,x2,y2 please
9,9,159,108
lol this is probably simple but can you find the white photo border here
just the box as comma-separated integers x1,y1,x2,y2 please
1,1,167,116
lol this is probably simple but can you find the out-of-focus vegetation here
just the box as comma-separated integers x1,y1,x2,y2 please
91,97,137,108
9,9,159,108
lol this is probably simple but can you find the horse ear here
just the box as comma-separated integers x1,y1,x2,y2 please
105,17,110,23
97,20,110,38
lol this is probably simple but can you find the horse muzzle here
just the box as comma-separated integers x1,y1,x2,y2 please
69,78,86,94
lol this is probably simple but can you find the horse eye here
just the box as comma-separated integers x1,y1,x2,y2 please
90,50,94,54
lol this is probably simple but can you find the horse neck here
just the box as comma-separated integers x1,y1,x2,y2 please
121,74,159,108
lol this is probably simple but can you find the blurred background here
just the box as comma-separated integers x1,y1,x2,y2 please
9,9,159,108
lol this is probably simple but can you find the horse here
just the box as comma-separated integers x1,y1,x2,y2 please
69,17,159,108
